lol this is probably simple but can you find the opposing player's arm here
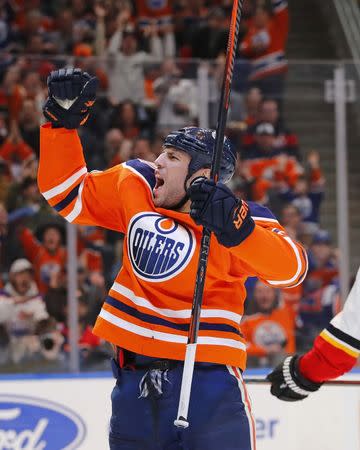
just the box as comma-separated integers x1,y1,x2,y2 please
299,267,360,381
267,267,360,402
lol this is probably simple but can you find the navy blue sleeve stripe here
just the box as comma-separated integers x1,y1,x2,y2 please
53,183,81,212
248,201,277,221
125,159,156,191
105,296,241,335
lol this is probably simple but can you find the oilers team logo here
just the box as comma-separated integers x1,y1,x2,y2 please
127,212,195,282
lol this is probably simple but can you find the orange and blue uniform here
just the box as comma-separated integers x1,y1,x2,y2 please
38,124,308,369
38,124,308,449
240,0,288,81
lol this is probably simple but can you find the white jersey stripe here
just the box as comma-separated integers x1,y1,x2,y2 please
266,236,305,286
99,309,246,350
252,216,279,223
42,166,87,200
110,282,242,324
65,177,86,222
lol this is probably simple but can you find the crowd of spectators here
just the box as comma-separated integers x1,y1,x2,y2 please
0,0,343,371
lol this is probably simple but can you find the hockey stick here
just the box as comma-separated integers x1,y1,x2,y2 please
243,377,360,386
174,0,244,429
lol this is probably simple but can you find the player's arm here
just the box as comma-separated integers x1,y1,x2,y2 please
267,267,360,401
188,179,307,288
39,68,153,231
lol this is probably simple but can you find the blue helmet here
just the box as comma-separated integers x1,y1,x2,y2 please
163,127,236,183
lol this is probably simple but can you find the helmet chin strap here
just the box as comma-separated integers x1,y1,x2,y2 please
171,174,207,211
172,193,189,211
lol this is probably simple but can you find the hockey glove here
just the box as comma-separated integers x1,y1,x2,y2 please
188,178,255,247
43,67,99,129
267,355,323,402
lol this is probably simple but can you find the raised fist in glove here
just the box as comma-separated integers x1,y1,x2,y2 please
266,355,322,402
187,178,255,247
43,67,99,129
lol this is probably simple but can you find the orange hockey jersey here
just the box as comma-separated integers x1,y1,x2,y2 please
240,0,289,80
241,302,295,357
38,124,308,369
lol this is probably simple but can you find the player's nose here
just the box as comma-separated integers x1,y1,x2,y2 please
154,153,165,168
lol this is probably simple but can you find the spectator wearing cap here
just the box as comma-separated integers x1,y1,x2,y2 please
240,0,289,103
0,258,48,363
241,279,295,367
307,230,338,290
242,98,300,160
241,122,302,204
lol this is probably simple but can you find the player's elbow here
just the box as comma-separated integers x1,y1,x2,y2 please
265,240,308,288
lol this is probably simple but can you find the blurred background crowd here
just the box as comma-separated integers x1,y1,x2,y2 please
0,0,345,372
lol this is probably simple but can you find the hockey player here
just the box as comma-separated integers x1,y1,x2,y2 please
267,266,360,401
39,68,308,450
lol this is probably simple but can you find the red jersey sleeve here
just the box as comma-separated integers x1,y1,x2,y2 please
38,124,155,233
299,267,360,382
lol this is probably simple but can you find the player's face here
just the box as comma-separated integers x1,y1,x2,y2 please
153,147,191,209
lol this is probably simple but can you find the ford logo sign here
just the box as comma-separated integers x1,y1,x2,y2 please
0,395,86,449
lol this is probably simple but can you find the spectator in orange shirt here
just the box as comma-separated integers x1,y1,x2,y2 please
240,0,289,103
241,122,302,204
19,222,67,294
241,279,296,367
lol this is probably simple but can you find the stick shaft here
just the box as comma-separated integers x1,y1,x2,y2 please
175,0,244,428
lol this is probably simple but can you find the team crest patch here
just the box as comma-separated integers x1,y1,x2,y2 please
127,212,195,282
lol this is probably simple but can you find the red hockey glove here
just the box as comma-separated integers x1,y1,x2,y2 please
267,355,323,402
43,67,98,129
188,178,255,247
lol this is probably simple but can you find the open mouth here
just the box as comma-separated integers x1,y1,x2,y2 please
154,177,164,190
